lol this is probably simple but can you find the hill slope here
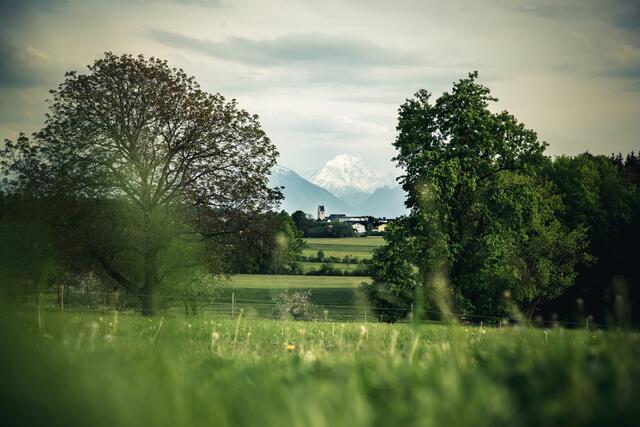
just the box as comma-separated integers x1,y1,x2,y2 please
269,166,351,215
357,186,408,218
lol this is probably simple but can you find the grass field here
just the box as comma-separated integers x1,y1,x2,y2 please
3,308,639,426
216,274,370,320
219,274,365,289
302,236,384,259
300,262,363,272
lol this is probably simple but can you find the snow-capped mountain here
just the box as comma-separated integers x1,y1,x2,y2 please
269,165,351,215
269,163,408,218
312,154,393,197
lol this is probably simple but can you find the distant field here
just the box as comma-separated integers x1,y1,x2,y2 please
300,262,363,272
218,274,366,289
303,236,384,259
217,274,371,320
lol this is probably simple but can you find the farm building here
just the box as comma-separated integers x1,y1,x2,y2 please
352,223,366,234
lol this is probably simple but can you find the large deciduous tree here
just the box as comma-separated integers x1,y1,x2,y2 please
1,53,280,315
364,72,589,320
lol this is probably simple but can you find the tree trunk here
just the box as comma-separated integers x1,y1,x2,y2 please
141,247,158,316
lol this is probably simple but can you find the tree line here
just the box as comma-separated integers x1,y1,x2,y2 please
2,55,637,323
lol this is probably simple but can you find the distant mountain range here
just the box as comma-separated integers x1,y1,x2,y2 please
269,155,408,218
269,166,352,215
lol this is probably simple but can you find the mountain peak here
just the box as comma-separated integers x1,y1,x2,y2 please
312,154,385,196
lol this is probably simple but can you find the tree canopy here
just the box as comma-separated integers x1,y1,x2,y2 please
364,72,590,320
1,53,281,314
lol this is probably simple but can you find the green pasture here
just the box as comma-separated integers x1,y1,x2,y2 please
300,262,363,272
216,274,371,320
2,309,639,427
302,236,384,259
218,274,366,289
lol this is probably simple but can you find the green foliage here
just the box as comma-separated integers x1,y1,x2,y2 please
0,194,60,300
369,72,589,319
2,310,639,426
542,153,640,325
292,212,356,238
361,220,419,320
1,53,280,315
230,211,304,274
291,210,309,235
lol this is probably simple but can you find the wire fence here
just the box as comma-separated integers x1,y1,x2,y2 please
3,287,609,329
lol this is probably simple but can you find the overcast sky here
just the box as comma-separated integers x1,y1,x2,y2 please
1,0,639,174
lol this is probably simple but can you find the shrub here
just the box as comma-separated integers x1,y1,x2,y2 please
271,290,318,321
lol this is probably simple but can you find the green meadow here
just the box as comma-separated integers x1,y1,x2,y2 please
302,236,385,259
3,308,638,427
217,274,370,321
218,274,366,289
300,262,363,272
212,238,379,320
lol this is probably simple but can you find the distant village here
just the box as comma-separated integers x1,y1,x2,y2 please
316,205,389,235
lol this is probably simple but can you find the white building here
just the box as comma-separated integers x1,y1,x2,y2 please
352,223,366,234
317,205,326,220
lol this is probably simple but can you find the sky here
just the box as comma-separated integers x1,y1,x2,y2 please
0,0,639,175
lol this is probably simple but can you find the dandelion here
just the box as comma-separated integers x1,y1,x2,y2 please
211,331,220,352
187,323,192,329
285,343,297,352
356,325,368,352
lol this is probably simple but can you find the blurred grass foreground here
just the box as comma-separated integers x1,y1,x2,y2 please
1,307,639,427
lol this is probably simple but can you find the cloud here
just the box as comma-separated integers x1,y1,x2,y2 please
0,42,58,88
604,0,640,33
597,43,640,88
509,1,588,19
285,113,391,138
148,29,417,67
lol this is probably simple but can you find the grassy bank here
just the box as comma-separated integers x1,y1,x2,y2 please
2,308,639,427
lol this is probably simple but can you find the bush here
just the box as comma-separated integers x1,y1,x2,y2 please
271,290,318,321
62,271,108,309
